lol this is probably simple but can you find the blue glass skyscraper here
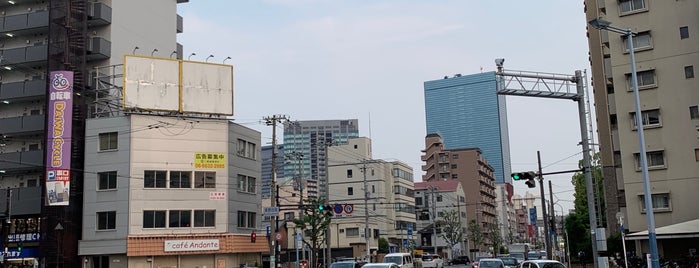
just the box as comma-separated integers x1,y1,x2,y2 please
424,72,512,184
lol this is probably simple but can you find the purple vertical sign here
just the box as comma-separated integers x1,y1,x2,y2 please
45,71,73,206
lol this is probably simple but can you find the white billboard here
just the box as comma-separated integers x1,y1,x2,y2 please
181,61,234,115
123,55,234,115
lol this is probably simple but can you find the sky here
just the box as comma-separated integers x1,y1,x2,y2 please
176,0,594,214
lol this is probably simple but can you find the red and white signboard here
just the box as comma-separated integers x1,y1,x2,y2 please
209,192,226,200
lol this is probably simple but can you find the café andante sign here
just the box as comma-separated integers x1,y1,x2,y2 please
164,239,220,252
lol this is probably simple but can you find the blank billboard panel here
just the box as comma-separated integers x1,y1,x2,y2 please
123,56,180,111
181,61,234,115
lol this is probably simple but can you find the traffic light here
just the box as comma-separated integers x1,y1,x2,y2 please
17,242,22,252
525,179,536,188
318,204,326,211
511,171,536,181
251,231,257,243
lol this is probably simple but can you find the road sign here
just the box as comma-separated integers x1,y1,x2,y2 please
267,226,271,236
263,207,280,216
275,232,283,241
402,240,408,249
334,204,344,214
344,204,354,214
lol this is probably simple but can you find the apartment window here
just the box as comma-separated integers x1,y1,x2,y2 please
686,66,695,79
237,211,256,228
97,211,116,230
451,174,458,179
237,139,256,159
451,164,457,169
619,0,645,14
634,150,666,170
169,171,191,188
284,212,294,221
346,169,353,178
695,149,699,161
626,70,656,90
98,132,118,151
144,170,167,188
348,187,354,196
415,197,423,206
680,26,689,39
624,32,651,51
28,144,39,151
640,193,671,212
690,106,699,119
452,154,459,159
371,185,375,193
194,171,216,188
345,227,359,237
437,195,443,202
143,210,166,228
169,210,191,228
98,171,117,190
631,109,661,129
194,210,215,227
237,174,256,193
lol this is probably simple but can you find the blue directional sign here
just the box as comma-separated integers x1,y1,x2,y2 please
266,226,271,237
334,204,344,214
402,240,408,249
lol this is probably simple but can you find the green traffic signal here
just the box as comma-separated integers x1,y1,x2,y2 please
512,173,521,180
318,204,324,211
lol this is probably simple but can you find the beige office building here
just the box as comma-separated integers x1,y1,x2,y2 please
584,0,699,256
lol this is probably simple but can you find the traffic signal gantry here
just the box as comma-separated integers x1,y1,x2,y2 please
512,171,538,188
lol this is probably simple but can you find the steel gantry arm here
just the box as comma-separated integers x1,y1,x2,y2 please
496,69,580,100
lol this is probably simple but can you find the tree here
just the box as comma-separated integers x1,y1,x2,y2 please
438,209,464,259
294,198,333,268
485,218,503,257
467,220,483,254
567,152,604,262
379,238,389,254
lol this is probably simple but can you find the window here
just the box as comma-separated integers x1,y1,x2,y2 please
347,187,354,196
237,211,256,228
451,164,457,169
371,185,375,193
632,109,661,128
284,212,294,221
452,154,459,159
619,0,645,14
237,139,256,159
624,32,651,51
680,26,689,39
143,210,166,228
144,170,167,188
97,211,116,230
346,169,353,178
686,66,695,79
634,150,665,170
169,171,191,188
627,70,656,90
345,227,359,237
437,195,443,202
92,256,110,268
415,197,423,206
194,171,216,188
98,132,118,151
640,193,671,212
28,144,39,151
169,210,191,227
98,171,117,190
690,106,699,120
451,174,458,179
237,174,256,193
695,149,699,161
194,210,215,227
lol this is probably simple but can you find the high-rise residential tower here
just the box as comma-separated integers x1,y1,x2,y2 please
0,1,187,266
584,0,699,255
282,119,359,199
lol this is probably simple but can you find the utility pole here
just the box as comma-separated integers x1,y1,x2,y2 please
429,185,439,255
265,114,289,268
537,151,551,259
549,180,558,260
324,140,332,268
2,189,12,268
362,161,371,262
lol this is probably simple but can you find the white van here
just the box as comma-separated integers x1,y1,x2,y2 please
383,253,414,268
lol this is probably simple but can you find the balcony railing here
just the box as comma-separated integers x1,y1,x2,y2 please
0,44,48,65
86,37,111,61
0,150,43,172
0,79,45,101
0,187,42,215
0,10,49,33
0,114,45,136
88,2,112,27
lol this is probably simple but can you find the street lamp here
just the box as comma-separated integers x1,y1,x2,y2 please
588,17,659,268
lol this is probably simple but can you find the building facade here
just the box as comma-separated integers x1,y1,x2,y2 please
327,137,416,260
584,0,699,256
283,119,359,199
79,114,267,268
424,73,512,185
421,134,497,255
0,0,186,266
261,145,285,198
414,180,468,259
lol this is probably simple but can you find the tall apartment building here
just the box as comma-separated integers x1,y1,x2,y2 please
261,145,285,198
283,119,359,199
414,180,468,259
421,134,497,254
424,73,512,185
327,137,416,260
0,1,186,266
584,0,699,255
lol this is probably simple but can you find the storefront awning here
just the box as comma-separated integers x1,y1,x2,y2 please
626,219,699,240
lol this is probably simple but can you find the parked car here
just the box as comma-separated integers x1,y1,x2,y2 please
471,256,492,268
383,253,415,268
363,263,402,268
422,254,444,268
497,257,518,268
451,256,471,265
520,260,566,268
476,258,505,268
331,260,367,268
